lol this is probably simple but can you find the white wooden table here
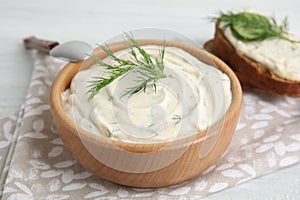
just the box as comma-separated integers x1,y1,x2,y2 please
1,0,300,198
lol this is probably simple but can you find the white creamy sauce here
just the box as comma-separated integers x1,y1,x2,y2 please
221,11,300,81
62,46,232,143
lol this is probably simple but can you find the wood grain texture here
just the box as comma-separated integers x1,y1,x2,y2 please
50,40,242,187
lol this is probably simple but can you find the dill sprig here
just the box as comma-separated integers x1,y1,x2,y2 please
87,33,166,100
213,11,299,43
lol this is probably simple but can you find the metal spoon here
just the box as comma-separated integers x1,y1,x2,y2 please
49,41,92,62
23,36,92,62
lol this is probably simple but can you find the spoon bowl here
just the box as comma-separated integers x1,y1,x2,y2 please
50,41,92,62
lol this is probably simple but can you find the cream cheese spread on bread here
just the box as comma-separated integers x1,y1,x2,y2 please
221,10,300,82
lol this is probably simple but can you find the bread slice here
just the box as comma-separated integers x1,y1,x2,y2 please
204,24,300,96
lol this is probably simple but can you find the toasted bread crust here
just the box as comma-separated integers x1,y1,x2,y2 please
204,24,300,96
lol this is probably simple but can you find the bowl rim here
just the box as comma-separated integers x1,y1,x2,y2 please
50,39,242,152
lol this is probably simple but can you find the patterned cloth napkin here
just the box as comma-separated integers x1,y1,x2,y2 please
1,52,300,199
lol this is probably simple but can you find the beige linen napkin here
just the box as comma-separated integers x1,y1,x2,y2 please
0,113,18,195
1,52,300,199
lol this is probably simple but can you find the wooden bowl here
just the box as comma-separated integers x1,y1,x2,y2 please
50,40,242,188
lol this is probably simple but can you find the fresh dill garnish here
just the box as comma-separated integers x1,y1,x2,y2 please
86,33,166,100
172,114,181,125
212,11,299,43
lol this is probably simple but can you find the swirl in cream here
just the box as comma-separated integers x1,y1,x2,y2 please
62,46,232,143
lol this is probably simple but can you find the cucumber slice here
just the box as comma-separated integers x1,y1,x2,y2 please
229,13,277,42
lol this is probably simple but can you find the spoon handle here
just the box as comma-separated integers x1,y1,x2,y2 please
23,36,59,54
